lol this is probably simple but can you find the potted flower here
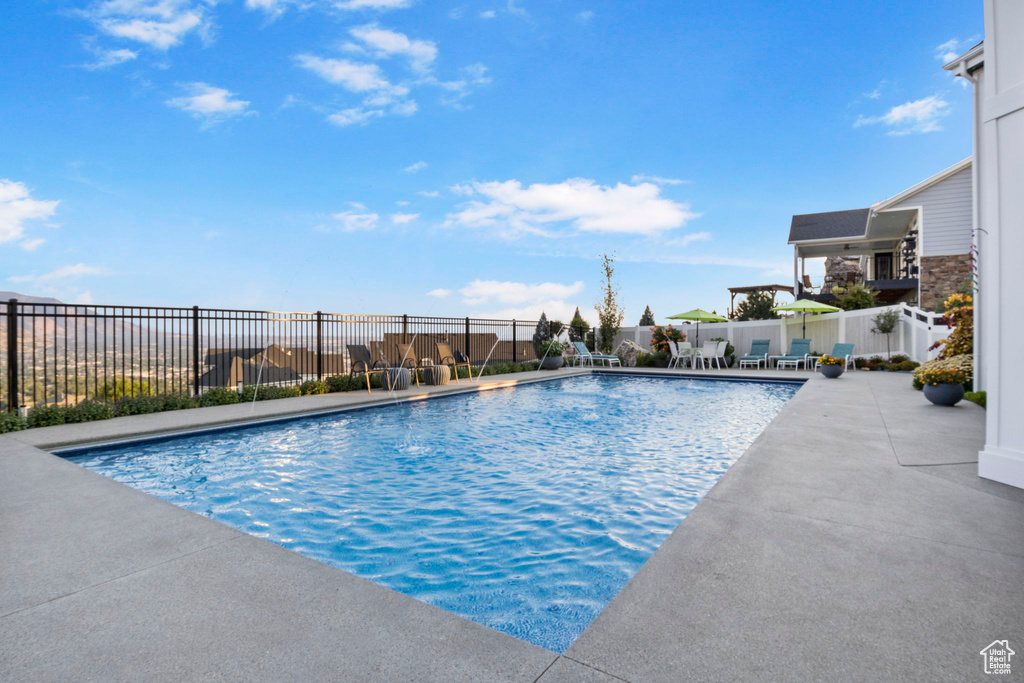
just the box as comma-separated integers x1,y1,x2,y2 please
538,339,565,370
817,355,846,378
919,366,969,406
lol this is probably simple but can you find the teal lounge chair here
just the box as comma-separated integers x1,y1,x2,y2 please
776,338,812,370
738,339,771,369
815,342,856,370
572,341,621,367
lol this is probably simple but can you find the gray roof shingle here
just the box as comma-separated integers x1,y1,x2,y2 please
788,208,870,243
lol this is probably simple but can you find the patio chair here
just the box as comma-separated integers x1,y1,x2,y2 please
676,341,694,368
571,341,621,367
667,340,681,369
694,341,723,370
347,344,388,393
814,343,856,371
738,339,771,369
436,341,473,382
395,343,422,387
776,338,812,370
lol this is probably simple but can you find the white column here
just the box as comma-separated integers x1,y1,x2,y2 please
978,0,1024,489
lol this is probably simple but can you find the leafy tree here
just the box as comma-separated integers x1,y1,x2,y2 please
569,307,590,342
639,305,655,326
832,283,879,311
735,291,779,321
93,378,153,401
871,309,900,359
594,253,624,353
532,312,552,356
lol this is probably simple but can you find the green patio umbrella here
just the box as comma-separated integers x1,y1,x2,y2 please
666,308,728,346
771,299,841,337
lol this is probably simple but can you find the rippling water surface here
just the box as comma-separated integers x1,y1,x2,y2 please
65,375,798,652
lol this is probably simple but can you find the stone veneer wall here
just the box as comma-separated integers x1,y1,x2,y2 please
919,254,973,310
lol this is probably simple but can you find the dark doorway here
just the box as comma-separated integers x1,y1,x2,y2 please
874,252,894,280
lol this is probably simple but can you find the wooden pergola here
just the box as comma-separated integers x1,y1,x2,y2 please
727,284,795,318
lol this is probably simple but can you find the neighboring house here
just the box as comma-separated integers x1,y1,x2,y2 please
788,158,973,310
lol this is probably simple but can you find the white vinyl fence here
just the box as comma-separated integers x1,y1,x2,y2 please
609,304,951,363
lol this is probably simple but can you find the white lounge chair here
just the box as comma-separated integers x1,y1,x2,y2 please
694,341,722,370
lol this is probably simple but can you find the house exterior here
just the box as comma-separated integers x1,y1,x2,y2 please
945,0,1024,491
788,159,974,310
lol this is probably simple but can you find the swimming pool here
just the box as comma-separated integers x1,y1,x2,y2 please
62,374,799,653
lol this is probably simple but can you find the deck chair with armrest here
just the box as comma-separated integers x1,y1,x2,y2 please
347,344,388,393
738,339,771,369
571,341,621,367
395,343,422,387
436,341,473,382
776,338,812,370
814,343,856,371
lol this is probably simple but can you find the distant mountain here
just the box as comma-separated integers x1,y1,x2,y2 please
0,291,64,306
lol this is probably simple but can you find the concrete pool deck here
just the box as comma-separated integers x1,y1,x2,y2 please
2,368,1021,681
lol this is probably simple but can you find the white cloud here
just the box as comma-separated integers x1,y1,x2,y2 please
576,10,593,21
296,55,399,93
390,212,419,224
84,0,208,50
854,95,950,135
9,263,113,284
349,24,437,73
81,46,138,70
458,279,584,321
326,107,384,126
445,177,700,237
336,0,413,8
166,82,254,127
20,238,46,251
664,231,712,248
395,200,410,206
417,190,441,198
0,180,59,244
480,10,496,18
427,288,451,298
630,174,688,186
935,38,966,63
505,0,527,17
404,161,428,173
330,210,379,231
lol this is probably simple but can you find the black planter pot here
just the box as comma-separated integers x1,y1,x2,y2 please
819,364,845,379
923,382,965,406
540,355,564,370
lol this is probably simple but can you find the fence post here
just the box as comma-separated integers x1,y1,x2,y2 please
6,299,17,412
511,320,516,362
402,314,409,344
192,306,200,396
316,311,323,380
465,317,471,359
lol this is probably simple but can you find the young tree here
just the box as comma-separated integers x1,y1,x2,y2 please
734,291,779,321
638,305,656,326
871,308,900,359
532,312,551,356
569,307,590,342
594,253,625,354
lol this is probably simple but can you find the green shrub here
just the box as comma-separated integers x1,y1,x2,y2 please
868,355,885,364
27,404,67,428
854,358,871,369
0,412,26,433
299,380,328,395
63,399,113,424
194,387,241,407
886,360,920,372
156,393,196,411
537,339,564,357
965,391,986,408
114,394,163,416
93,378,153,401
326,375,364,392
240,385,302,402
889,354,910,364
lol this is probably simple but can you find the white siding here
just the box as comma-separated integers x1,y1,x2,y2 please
887,166,973,256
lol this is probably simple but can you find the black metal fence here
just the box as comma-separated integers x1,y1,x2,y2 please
1,299,596,410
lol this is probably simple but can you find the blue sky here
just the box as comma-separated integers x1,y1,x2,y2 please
2,0,982,324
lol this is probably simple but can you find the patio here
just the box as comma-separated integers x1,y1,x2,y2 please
1,368,1020,681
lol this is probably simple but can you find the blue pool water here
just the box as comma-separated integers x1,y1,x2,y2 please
63,374,798,652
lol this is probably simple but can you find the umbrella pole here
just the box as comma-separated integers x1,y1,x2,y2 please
802,312,806,338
